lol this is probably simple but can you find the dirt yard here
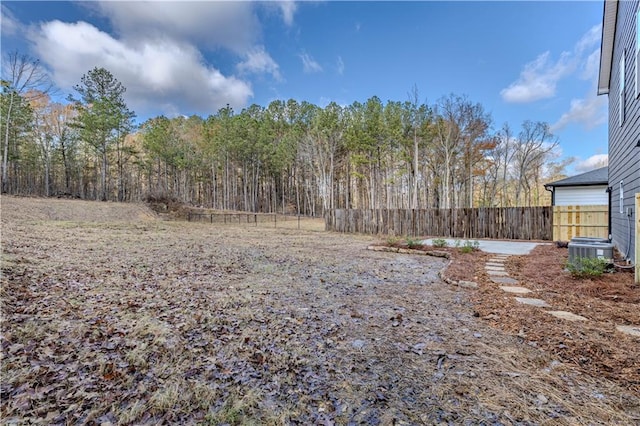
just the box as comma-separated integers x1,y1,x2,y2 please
1,196,639,425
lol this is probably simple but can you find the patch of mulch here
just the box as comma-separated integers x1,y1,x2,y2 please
379,240,640,394
470,244,640,394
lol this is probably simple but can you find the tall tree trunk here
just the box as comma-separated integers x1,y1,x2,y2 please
2,92,15,193
412,129,419,209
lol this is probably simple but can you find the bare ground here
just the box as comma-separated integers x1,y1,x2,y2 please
1,196,639,425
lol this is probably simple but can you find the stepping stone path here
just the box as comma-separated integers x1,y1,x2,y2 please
368,245,639,338
480,254,640,338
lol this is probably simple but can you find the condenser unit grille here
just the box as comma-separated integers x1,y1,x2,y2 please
568,242,614,264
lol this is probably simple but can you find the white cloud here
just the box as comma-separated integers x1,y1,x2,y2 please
501,25,602,104
500,51,573,103
279,1,297,26
551,93,607,132
90,1,259,53
300,52,322,73
237,46,282,81
1,5,22,37
28,20,252,116
337,56,344,75
545,25,607,131
574,154,608,172
574,24,601,54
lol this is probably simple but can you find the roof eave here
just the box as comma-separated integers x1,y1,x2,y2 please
597,0,619,96
548,182,609,188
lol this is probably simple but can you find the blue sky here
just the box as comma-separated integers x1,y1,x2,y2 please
1,1,608,173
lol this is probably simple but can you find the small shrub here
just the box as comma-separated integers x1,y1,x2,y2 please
460,240,480,254
405,237,422,249
432,238,448,248
566,257,609,278
386,236,401,246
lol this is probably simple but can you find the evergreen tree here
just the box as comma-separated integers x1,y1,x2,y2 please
69,67,135,201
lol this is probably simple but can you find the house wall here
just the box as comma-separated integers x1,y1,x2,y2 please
609,0,640,262
554,186,608,206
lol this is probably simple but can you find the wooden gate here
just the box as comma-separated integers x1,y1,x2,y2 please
552,205,608,241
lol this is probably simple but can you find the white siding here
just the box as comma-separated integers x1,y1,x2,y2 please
554,186,608,206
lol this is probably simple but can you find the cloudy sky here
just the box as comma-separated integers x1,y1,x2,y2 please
1,1,608,173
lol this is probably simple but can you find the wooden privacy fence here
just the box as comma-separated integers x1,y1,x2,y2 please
552,205,608,241
325,207,552,240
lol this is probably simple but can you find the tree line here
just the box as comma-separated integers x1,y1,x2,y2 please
2,53,570,216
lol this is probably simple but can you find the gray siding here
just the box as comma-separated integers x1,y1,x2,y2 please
609,0,640,262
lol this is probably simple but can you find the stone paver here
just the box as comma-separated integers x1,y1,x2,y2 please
490,276,519,285
515,297,550,308
457,280,478,289
500,286,532,294
616,325,640,337
548,311,588,321
485,262,505,267
485,265,506,271
487,270,509,276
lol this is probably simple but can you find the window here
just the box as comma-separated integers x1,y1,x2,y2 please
619,49,625,126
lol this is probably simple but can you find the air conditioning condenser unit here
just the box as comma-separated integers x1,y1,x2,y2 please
568,242,614,264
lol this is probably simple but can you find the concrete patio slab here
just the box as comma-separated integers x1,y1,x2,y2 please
422,238,545,255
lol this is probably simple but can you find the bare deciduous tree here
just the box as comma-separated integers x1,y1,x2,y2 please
1,51,54,192
513,121,559,206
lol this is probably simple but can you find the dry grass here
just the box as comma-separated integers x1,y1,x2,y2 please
1,196,639,424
